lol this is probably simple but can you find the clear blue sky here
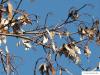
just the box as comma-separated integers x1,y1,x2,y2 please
0,0,100,75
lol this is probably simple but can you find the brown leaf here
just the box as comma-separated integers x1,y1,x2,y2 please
18,14,32,25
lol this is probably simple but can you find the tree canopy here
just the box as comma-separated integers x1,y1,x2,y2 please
0,0,100,75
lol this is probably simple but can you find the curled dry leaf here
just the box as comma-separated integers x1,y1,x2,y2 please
62,44,81,64
69,8,79,20
64,43,81,54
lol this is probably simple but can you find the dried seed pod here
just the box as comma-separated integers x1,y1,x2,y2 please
68,4,89,21
69,8,79,20
39,63,49,75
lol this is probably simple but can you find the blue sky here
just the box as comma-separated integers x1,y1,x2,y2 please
0,0,100,75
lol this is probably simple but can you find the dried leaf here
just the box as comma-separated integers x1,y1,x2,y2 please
69,9,79,20
7,1,13,20
18,14,31,25
63,44,80,64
